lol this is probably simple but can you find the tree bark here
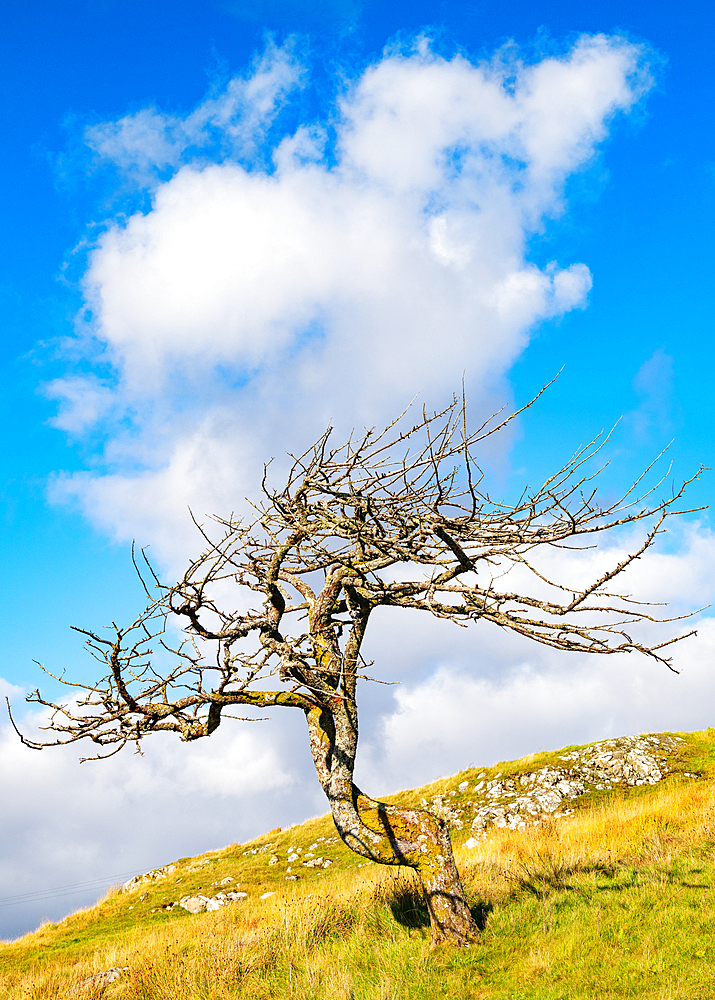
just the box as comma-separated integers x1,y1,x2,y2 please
305,704,480,946
354,793,480,946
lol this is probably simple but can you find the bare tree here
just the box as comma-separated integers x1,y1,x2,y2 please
11,395,702,946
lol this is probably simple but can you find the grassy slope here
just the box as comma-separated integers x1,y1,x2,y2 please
3,728,715,999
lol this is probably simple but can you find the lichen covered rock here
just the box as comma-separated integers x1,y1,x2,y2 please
465,734,683,839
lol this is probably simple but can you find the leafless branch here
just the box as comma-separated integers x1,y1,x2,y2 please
13,391,703,754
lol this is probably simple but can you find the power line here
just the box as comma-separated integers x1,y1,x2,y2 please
0,866,165,908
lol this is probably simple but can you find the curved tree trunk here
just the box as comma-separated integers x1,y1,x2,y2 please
353,793,480,946
305,703,480,946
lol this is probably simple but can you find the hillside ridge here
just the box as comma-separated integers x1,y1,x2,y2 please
2,726,713,999
117,730,694,921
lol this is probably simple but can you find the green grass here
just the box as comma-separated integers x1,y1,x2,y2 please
3,728,715,998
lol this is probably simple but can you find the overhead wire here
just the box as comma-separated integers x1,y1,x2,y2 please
0,865,165,908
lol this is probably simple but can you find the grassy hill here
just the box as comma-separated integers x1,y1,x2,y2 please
3,728,715,999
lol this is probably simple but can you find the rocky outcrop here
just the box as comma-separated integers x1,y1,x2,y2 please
121,864,176,893
419,792,465,829
115,733,689,911
463,734,684,842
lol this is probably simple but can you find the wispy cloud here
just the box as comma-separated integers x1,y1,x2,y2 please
626,347,680,441
83,38,306,188
43,375,115,435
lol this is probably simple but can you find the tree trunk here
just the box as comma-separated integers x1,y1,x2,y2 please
305,703,480,946
353,793,480,946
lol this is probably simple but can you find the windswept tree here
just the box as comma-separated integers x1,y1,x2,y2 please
12,395,700,946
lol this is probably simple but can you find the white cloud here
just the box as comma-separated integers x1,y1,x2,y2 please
85,38,305,186
48,33,649,565
359,622,715,794
0,678,23,704
0,695,320,940
43,375,115,434
355,524,715,793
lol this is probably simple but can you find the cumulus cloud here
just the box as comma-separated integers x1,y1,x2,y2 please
0,695,321,940
359,622,715,794
355,522,715,793
48,33,650,566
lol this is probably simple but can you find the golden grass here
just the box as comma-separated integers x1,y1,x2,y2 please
457,772,715,882
3,730,715,999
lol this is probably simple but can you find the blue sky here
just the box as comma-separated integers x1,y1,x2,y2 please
0,0,714,938
0,0,713,689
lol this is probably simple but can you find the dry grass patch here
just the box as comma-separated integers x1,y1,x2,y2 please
4,730,715,999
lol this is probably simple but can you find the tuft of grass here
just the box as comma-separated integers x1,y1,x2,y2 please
3,728,715,998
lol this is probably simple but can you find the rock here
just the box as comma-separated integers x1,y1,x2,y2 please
425,792,465,829
180,890,247,913
242,842,277,857
79,967,129,989
179,895,211,914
